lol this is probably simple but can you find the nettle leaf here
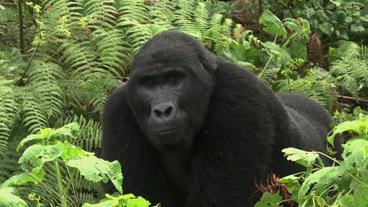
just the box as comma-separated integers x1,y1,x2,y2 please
17,123,80,151
83,194,151,207
61,142,89,161
262,41,292,67
255,192,282,207
0,187,28,207
288,41,307,60
123,196,151,207
19,142,64,171
50,122,80,140
327,115,368,146
17,128,53,151
280,175,301,201
282,147,318,168
297,166,341,201
82,200,114,207
342,138,368,168
67,156,123,194
259,10,287,38
2,167,45,186
284,17,311,40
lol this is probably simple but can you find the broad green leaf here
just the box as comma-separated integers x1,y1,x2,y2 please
282,147,318,168
82,200,114,207
259,10,287,38
279,175,301,202
19,142,64,170
123,196,151,207
50,122,80,140
17,123,80,151
342,138,368,168
2,167,45,186
284,17,311,40
327,114,368,146
255,192,282,207
17,134,45,151
298,166,341,201
0,187,28,207
83,194,152,207
288,41,307,60
67,156,123,194
319,22,333,36
330,0,343,6
262,41,292,67
61,142,88,161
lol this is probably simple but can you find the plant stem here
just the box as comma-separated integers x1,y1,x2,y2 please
258,55,273,79
17,0,25,54
54,161,68,207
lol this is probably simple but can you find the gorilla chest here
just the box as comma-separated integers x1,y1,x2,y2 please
159,151,192,193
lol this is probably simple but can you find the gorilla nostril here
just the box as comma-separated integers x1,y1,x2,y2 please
153,109,163,117
152,102,176,121
164,106,173,116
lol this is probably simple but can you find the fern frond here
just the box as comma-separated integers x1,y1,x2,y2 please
27,60,65,118
148,0,175,28
330,45,368,97
83,0,118,28
193,2,210,40
174,0,201,38
60,41,99,79
117,0,148,26
22,96,48,134
289,71,337,112
92,28,130,78
56,115,101,151
0,87,20,157
43,0,82,26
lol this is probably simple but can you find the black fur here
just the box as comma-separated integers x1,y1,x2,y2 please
102,31,331,207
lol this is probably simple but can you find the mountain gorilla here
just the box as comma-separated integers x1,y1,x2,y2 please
102,31,331,206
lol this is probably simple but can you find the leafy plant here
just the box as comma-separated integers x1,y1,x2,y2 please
0,123,154,207
256,114,368,206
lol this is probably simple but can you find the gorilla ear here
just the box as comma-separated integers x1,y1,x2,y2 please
198,47,217,73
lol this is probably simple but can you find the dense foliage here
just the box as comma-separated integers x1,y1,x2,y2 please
0,0,367,206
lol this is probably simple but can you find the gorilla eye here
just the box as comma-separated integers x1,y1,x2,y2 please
166,72,184,85
141,78,156,88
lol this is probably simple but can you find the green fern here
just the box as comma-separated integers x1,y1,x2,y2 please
82,0,118,28
56,115,101,151
288,71,337,112
27,60,65,119
0,87,20,157
330,45,368,98
22,95,48,134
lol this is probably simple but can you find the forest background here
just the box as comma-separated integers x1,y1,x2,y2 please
0,0,368,206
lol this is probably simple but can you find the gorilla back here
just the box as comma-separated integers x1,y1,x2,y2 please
102,31,331,207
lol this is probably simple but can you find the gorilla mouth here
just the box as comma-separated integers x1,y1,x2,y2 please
154,128,180,136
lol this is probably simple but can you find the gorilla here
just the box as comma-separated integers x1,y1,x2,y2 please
102,31,331,207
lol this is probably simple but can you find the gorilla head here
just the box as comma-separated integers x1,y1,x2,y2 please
125,31,217,150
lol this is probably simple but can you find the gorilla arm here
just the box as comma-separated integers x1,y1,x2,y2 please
186,60,293,206
102,87,172,204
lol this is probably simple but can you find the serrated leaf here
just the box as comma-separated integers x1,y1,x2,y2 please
259,10,287,38
67,156,123,194
298,166,341,201
255,192,282,207
82,200,114,207
2,167,45,186
18,142,64,171
0,187,28,207
282,147,318,167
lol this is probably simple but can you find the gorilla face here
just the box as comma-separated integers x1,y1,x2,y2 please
126,43,215,151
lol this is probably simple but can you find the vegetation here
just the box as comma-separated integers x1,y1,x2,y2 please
0,0,367,206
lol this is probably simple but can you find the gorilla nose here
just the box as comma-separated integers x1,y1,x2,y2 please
152,101,176,122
